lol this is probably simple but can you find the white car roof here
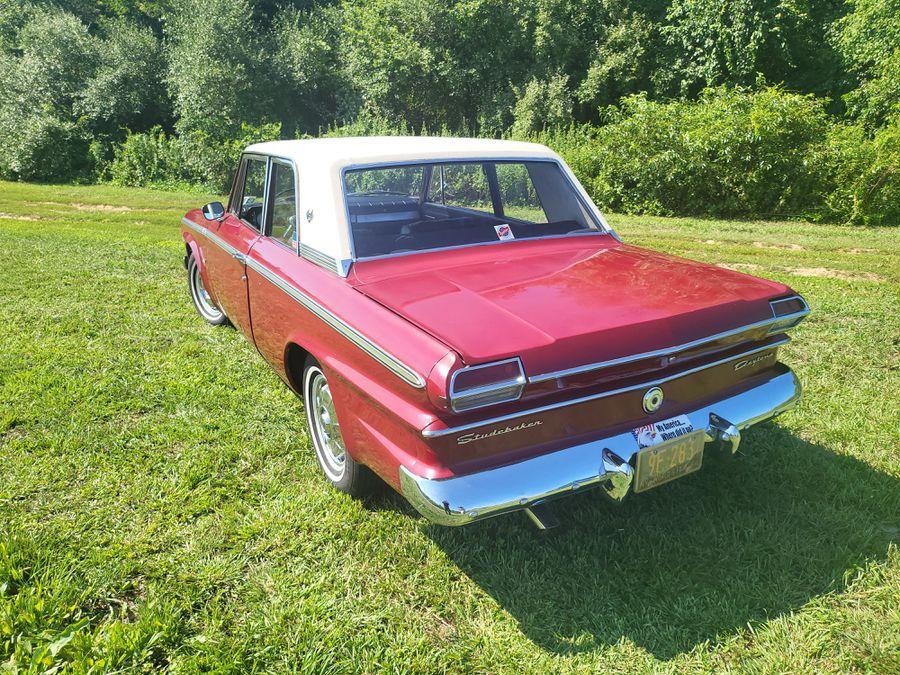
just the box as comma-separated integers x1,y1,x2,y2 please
240,136,611,276
245,136,560,171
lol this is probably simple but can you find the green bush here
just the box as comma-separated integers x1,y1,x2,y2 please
108,127,185,187
0,112,93,182
538,87,833,218
108,122,281,191
823,118,899,226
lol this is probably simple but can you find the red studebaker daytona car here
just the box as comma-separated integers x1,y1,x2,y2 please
181,137,809,528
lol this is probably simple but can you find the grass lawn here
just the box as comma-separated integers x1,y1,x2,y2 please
0,180,898,673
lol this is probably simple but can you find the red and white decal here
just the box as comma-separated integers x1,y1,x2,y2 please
632,415,694,449
494,224,515,241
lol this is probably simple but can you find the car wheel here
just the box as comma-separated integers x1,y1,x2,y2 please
187,254,228,325
303,357,376,496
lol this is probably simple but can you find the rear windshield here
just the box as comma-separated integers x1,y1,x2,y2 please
343,160,601,258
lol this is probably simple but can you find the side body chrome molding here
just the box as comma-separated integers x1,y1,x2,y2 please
422,338,790,438
182,217,426,389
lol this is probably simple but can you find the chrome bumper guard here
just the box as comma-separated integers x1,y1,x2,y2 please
400,369,800,526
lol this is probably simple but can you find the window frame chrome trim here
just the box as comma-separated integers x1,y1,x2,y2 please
265,156,301,249
182,216,426,389
449,357,527,413
528,305,809,385
422,337,790,438
339,156,619,264
232,152,271,232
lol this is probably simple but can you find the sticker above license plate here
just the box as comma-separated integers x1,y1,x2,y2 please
632,415,705,493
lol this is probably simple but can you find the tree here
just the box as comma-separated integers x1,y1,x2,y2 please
0,5,98,179
164,0,270,137
78,19,170,136
836,0,900,128
664,0,845,99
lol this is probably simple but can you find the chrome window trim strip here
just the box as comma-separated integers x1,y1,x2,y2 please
300,243,340,274
528,307,809,384
182,217,426,389
421,337,790,438
352,230,612,263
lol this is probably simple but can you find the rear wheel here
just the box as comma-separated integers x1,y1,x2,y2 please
303,357,376,496
187,254,227,325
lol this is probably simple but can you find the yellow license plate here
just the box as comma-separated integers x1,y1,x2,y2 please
634,430,705,493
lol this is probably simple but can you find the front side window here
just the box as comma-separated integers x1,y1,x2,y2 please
238,157,267,230
267,160,297,247
344,160,600,258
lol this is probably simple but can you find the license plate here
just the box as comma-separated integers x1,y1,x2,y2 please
633,429,705,493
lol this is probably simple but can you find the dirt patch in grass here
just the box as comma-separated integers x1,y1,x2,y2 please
843,247,877,254
754,241,804,251
70,202,133,212
0,212,41,221
787,267,884,282
717,263,762,272
717,263,884,282
30,201,133,212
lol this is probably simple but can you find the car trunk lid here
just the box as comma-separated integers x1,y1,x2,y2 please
350,235,794,383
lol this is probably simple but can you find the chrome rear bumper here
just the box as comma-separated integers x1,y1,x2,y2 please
399,369,800,526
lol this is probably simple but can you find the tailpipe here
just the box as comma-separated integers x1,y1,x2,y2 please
707,413,741,454
599,448,634,503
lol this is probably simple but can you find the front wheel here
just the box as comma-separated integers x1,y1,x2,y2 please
187,254,227,325
303,357,376,497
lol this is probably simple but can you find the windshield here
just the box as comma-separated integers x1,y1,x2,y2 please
344,160,602,258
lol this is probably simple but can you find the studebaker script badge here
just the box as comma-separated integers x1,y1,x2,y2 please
457,420,543,445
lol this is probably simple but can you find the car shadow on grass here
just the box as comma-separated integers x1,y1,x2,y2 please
420,424,899,660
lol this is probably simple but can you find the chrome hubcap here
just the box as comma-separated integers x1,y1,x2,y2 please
308,370,346,480
191,262,223,321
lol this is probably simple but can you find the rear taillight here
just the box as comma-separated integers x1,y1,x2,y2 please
767,295,810,334
449,358,526,412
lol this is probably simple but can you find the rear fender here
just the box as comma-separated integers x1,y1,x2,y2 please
183,233,220,306
280,326,443,488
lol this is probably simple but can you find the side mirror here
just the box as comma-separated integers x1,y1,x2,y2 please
202,201,226,221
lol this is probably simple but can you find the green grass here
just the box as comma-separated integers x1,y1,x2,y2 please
0,180,898,673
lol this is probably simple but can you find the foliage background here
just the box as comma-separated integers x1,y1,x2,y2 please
0,0,897,224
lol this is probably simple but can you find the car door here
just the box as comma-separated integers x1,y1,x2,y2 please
247,157,301,369
205,154,266,338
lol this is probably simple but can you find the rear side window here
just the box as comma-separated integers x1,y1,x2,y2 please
267,160,297,248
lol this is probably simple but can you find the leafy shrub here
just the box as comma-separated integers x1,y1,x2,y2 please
165,0,265,138
78,19,170,136
823,118,899,226
0,112,93,182
108,127,185,187
511,73,574,136
109,122,281,191
539,87,833,218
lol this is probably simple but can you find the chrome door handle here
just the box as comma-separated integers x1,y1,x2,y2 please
233,252,247,264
